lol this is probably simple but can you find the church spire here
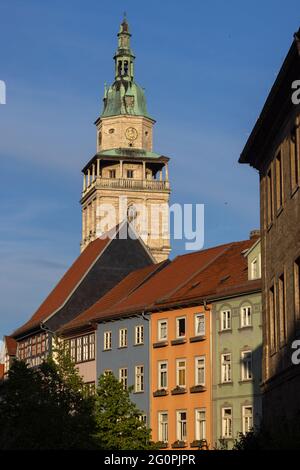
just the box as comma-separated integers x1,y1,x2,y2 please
114,15,135,81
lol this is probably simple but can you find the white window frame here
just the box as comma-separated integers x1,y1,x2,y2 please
221,353,232,383
135,325,144,345
195,356,206,386
251,258,258,279
221,310,231,331
176,316,186,338
135,365,144,392
104,331,112,350
222,407,232,438
242,406,253,434
195,408,206,441
195,313,205,336
119,367,128,389
176,358,186,387
119,328,128,348
158,361,168,389
241,350,252,381
176,410,187,441
158,412,168,443
158,319,168,341
241,306,252,328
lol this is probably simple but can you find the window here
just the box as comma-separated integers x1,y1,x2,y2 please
176,359,186,387
139,414,147,424
109,169,116,178
290,123,299,190
158,412,168,443
89,334,95,360
135,325,144,345
76,337,82,363
195,356,205,386
119,368,128,389
242,406,253,434
176,411,187,441
83,382,95,397
221,310,231,331
251,258,259,279
278,273,286,344
176,317,186,338
119,328,128,348
195,313,205,336
294,257,300,322
241,306,252,328
158,319,168,341
222,408,232,438
158,361,168,389
269,285,276,352
104,331,112,350
70,339,76,361
83,335,89,361
135,365,144,392
221,353,232,383
104,369,112,376
276,151,283,210
127,169,134,178
241,351,252,381
195,409,206,441
267,165,274,225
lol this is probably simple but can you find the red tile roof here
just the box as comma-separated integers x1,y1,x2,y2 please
4,336,17,356
12,234,113,338
61,240,260,333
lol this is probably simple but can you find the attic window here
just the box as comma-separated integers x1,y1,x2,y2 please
109,128,115,134
220,275,231,284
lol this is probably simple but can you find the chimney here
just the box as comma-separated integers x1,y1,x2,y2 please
249,229,260,240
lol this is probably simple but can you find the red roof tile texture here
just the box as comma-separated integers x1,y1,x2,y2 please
4,336,17,356
61,239,260,333
12,235,112,338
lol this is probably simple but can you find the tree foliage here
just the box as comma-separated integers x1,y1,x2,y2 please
94,372,156,450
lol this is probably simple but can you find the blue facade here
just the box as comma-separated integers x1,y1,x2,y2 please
97,314,150,421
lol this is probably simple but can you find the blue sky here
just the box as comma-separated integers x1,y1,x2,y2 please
0,0,299,339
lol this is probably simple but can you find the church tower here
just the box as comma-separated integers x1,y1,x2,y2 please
80,17,171,262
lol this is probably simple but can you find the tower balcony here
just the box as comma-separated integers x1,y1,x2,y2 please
82,176,170,197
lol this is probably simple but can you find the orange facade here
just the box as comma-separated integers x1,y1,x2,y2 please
150,305,212,449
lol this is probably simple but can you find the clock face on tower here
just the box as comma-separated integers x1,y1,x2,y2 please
125,127,138,141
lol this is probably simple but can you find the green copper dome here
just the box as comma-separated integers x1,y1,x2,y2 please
101,79,151,118
100,16,153,120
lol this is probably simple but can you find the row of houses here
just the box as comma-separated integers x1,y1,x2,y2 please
1,222,262,449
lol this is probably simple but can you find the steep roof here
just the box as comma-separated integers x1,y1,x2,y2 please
4,336,17,356
60,260,169,333
61,240,260,334
12,233,114,339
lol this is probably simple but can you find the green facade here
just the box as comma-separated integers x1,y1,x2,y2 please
212,242,262,448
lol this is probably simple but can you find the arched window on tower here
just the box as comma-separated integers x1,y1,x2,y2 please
118,60,122,76
124,60,129,75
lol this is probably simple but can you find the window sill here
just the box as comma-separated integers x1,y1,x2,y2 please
118,346,128,350
190,440,208,449
171,338,187,346
219,381,233,386
133,390,144,394
238,379,253,384
153,341,168,348
133,343,144,347
157,441,169,449
190,385,206,393
291,184,299,199
171,386,187,395
102,349,112,352
218,329,232,334
153,389,168,397
276,206,284,218
171,441,187,449
190,335,206,343
238,326,253,331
